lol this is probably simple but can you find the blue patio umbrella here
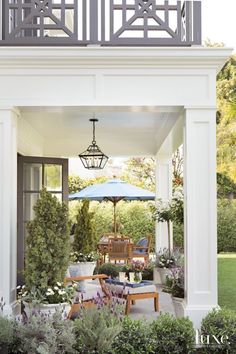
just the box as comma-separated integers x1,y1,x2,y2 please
69,179,155,234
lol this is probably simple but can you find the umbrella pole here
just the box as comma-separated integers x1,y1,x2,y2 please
113,201,117,236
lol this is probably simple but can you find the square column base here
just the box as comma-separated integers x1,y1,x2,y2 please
183,301,219,329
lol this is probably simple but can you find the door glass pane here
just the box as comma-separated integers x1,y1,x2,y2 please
44,164,62,191
23,163,42,191
23,193,40,221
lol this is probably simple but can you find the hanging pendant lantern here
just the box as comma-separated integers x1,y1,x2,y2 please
79,118,109,170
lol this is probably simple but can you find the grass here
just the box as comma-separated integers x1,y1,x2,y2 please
218,253,236,311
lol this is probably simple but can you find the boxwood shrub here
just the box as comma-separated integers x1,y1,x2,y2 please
150,313,195,354
200,308,236,353
111,317,154,354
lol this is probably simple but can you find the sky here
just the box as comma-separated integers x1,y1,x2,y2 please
70,0,236,177
202,0,236,52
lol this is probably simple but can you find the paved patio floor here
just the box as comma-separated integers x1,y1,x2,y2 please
82,282,175,321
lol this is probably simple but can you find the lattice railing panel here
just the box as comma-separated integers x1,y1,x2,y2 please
1,0,201,46
3,0,78,44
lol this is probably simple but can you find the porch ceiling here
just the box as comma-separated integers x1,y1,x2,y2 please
19,106,181,157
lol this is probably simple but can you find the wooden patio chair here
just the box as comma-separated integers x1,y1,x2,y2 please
108,237,131,264
64,274,109,319
130,235,151,263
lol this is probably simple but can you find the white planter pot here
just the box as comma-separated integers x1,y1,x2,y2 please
23,302,71,319
119,272,126,282
172,296,184,318
157,267,172,285
69,261,97,291
153,267,161,284
69,262,96,280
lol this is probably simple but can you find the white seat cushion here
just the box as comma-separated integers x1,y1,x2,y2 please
105,283,157,295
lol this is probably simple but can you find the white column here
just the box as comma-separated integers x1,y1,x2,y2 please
183,107,217,329
0,108,18,315
155,155,173,252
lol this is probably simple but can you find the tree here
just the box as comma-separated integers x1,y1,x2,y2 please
217,172,236,199
73,200,96,255
216,55,236,183
25,188,70,290
172,148,183,188
69,175,108,194
68,175,87,194
122,157,156,191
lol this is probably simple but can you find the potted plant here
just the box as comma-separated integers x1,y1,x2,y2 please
153,193,184,284
163,266,185,318
154,248,183,284
69,200,98,280
21,188,74,316
121,260,145,283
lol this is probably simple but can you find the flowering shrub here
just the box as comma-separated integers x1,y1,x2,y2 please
73,293,124,353
163,267,184,298
70,251,98,263
17,282,76,305
155,248,182,269
122,260,145,273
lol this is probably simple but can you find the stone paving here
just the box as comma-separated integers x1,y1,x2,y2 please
84,282,175,321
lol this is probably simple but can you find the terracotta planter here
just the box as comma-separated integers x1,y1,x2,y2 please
23,302,71,318
172,296,184,317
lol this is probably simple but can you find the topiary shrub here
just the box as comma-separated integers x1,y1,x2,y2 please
25,187,70,291
150,313,195,354
111,316,154,354
200,308,236,353
73,200,97,255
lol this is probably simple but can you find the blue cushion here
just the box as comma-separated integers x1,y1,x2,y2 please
135,237,148,254
134,249,148,255
136,237,148,247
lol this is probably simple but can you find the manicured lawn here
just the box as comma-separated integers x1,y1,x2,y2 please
218,253,236,311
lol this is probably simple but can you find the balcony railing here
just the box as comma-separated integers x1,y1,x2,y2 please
0,0,201,46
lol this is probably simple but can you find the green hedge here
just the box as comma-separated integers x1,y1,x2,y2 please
218,199,236,253
70,200,155,246
173,200,236,253
70,199,236,253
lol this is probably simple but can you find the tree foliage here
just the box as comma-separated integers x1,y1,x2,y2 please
73,200,96,255
217,172,236,199
25,188,70,290
217,55,236,183
69,175,108,194
122,157,156,191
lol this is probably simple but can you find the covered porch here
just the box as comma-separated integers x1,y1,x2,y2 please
0,46,231,327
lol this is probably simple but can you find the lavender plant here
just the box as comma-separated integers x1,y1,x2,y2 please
15,309,75,354
73,293,124,354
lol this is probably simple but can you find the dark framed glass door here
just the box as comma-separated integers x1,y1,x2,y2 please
17,155,68,284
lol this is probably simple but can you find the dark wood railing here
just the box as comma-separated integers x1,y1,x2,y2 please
0,0,201,46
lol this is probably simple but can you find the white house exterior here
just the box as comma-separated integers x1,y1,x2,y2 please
0,0,232,328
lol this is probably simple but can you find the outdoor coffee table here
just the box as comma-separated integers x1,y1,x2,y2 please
105,279,159,315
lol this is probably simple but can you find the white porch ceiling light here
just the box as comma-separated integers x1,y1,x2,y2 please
79,117,108,170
